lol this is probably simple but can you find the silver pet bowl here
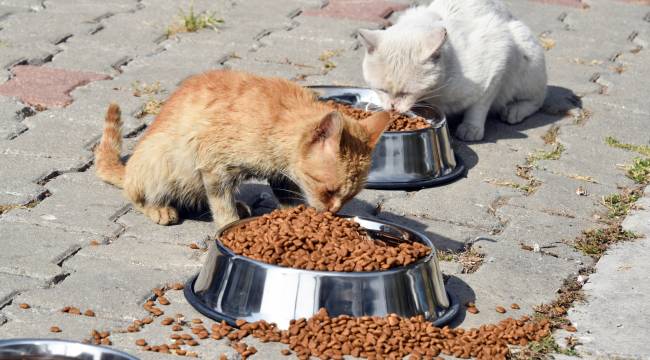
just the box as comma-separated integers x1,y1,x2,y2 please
185,215,459,330
0,339,139,360
310,86,465,190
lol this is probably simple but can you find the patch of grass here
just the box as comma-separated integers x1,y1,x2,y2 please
166,4,223,38
538,34,556,51
0,39,9,48
573,108,592,125
541,125,560,144
626,157,650,184
534,275,586,328
437,247,485,273
605,136,650,157
602,188,641,219
135,99,163,119
132,81,163,97
512,335,579,359
527,143,565,163
318,49,342,73
574,225,639,258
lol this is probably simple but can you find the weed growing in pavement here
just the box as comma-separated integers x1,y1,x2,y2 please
167,3,223,38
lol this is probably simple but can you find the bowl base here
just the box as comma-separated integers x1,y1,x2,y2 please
183,275,460,328
366,154,466,190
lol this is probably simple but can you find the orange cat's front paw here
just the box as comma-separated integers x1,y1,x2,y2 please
144,206,179,225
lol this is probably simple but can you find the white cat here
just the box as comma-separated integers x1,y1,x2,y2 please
358,0,547,141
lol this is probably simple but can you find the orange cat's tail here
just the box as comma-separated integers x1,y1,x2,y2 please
95,103,126,188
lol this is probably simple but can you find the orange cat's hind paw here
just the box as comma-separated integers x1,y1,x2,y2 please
144,205,179,225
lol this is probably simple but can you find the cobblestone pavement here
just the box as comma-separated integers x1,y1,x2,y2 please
1,0,649,359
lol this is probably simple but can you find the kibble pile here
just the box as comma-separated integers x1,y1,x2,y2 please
222,308,550,360
106,284,560,360
220,205,431,272
325,100,431,132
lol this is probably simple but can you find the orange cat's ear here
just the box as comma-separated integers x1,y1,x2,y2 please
358,111,391,148
311,111,343,155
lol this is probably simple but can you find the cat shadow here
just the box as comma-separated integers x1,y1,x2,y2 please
445,275,476,327
447,85,582,144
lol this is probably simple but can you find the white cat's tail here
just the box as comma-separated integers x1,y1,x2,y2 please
95,103,126,188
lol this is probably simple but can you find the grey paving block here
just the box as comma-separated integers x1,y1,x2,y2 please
13,255,190,322
0,222,87,280
75,233,204,273
117,210,215,247
109,290,239,359
0,303,129,342
0,273,43,306
0,153,73,207
495,205,594,262
1,171,127,236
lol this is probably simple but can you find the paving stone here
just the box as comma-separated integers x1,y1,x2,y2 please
117,210,215,247
495,205,595,261
0,153,73,207
1,171,127,236
0,273,42,306
110,290,239,359
0,302,129,341
13,255,189,322
0,65,111,108
0,222,87,279
302,0,408,24
75,232,205,272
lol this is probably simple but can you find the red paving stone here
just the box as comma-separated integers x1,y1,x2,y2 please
302,0,408,24
0,65,111,108
528,0,589,8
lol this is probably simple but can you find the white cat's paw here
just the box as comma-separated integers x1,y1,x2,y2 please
455,122,485,141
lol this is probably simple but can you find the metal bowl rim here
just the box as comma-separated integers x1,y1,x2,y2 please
0,338,139,360
213,214,438,277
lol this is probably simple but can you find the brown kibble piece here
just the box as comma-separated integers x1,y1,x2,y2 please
510,303,520,310
161,317,174,325
90,239,101,246
496,306,507,314
19,303,30,309
220,205,431,272
181,334,193,340
281,349,291,356
158,296,170,305
101,338,111,345
191,318,202,324
142,316,153,324
99,331,110,338
135,339,147,346
219,355,228,360
61,306,71,313
68,307,81,315
467,306,479,314
50,326,61,333
235,319,247,327
171,282,184,290
186,352,198,358
189,243,200,249
186,339,199,346
564,325,577,332
84,309,96,317
172,324,183,331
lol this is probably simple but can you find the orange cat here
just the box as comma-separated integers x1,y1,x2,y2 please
95,70,391,228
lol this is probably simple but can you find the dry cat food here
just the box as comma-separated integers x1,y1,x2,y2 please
220,205,431,272
325,100,431,132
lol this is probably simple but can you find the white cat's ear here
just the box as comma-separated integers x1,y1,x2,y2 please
359,111,392,148
312,111,343,155
422,28,447,62
358,29,381,54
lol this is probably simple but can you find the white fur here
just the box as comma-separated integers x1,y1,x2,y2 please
359,0,547,141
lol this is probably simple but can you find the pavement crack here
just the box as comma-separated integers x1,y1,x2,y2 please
55,245,82,267
52,33,73,46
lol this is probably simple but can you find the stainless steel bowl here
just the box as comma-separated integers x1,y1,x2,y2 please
185,216,459,330
309,86,465,190
0,339,139,360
